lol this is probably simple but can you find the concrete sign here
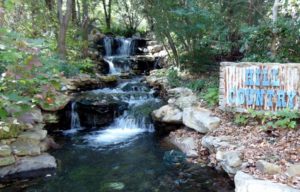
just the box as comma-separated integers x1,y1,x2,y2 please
219,62,300,112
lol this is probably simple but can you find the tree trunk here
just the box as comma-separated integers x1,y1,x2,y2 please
102,0,112,30
45,0,54,11
271,0,280,59
76,0,81,23
71,0,77,24
57,0,73,59
164,31,180,68
82,0,89,58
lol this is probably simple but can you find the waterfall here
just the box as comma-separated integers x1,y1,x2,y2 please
64,102,81,135
102,37,135,74
103,37,113,56
103,57,119,74
85,78,161,147
116,38,133,56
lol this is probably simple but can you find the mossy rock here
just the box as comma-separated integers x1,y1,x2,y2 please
39,93,71,112
98,75,118,83
0,124,22,140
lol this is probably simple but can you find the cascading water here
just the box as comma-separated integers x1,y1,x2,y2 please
64,102,81,135
85,77,160,148
103,36,113,56
103,37,134,74
116,38,134,56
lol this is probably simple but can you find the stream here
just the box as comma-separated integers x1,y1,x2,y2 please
3,37,234,192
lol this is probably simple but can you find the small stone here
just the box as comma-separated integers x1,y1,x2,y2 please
216,150,224,161
287,164,300,177
223,151,242,168
0,145,12,157
256,160,281,175
0,156,15,167
108,182,125,190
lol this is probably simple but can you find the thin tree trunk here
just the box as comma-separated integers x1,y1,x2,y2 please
271,0,281,59
57,0,73,59
102,0,112,30
77,0,81,23
163,31,180,68
71,0,77,24
82,0,89,58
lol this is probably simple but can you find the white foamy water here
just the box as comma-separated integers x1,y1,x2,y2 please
85,111,154,147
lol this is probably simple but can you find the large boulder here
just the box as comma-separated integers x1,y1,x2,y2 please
0,153,57,180
182,107,220,133
234,171,300,192
151,105,182,124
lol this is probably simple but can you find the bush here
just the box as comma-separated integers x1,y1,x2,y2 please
203,87,219,106
167,69,182,88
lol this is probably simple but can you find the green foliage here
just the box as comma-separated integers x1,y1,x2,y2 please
234,114,249,126
186,80,205,92
203,87,219,107
240,18,300,62
167,69,182,88
248,109,299,130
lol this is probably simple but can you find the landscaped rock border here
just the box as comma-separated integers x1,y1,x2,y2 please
146,68,300,191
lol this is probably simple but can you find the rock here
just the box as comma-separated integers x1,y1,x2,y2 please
167,87,193,98
0,124,22,140
234,171,300,192
183,107,220,133
11,139,41,156
201,136,234,153
40,137,60,152
42,113,59,124
0,145,12,157
167,134,198,157
174,95,198,109
75,92,128,128
17,108,43,124
39,92,71,112
0,153,57,179
153,50,168,58
148,45,164,54
287,164,300,177
256,160,281,175
119,72,131,79
18,130,47,142
0,156,15,167
97,74,118,84
131,55,156,74
67,74,117,92
151,105,182,124
147,41,158,46
224,151,242,168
